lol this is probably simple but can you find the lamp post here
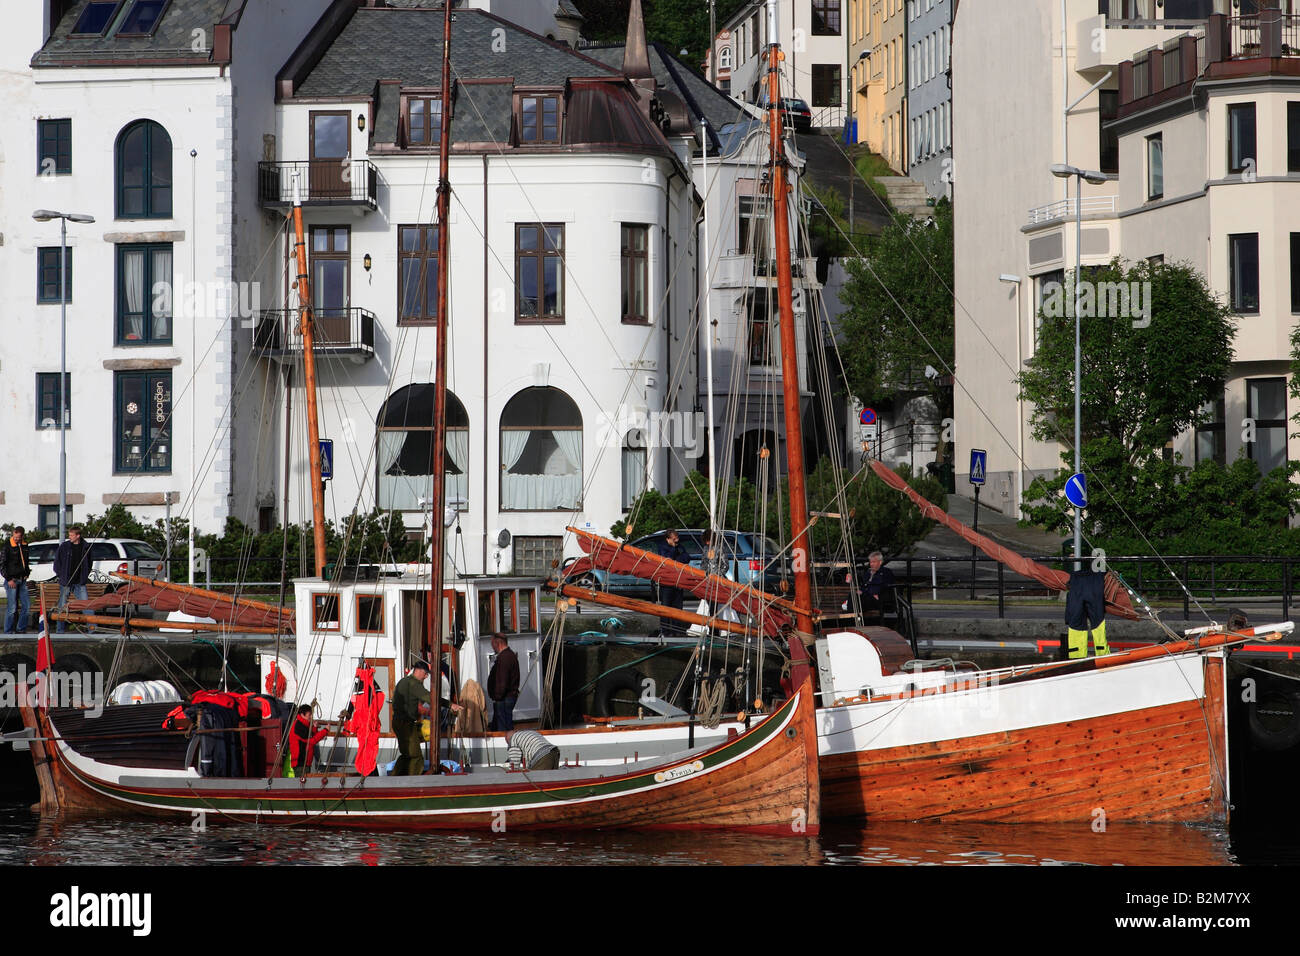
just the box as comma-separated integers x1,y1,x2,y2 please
1047,164,1106,569
32,209,95,543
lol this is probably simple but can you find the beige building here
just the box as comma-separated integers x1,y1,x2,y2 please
850,0,907,170
1114,11,1300,475
952,0,1220,514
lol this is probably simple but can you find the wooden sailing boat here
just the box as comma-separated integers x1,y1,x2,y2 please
16,1,819,834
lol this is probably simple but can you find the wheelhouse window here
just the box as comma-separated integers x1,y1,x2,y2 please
37,247,71,303
312,593,340,632
1146,133,1163,200
1247,378,1287,476
621,224,648,324
1227,103,1256,175
115,370,171,473
519,95,560,143
812,0,841,35
399,225,438,325
376,385,469,512
116,120,172,219
38,119,71,175
36,373,70,430
116,243,172,344
500,387,582,511
1229,233,1259,314
356,594,385,634
406,96,442,147
516,223,564,323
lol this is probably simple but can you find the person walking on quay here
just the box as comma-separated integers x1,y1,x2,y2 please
655,529,691,636
487,634,519,732
391,659,432,775
53,524,91,633
2,527,32,634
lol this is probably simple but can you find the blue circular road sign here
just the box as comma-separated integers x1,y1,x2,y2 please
1065,472,1087,509
859,407,877,426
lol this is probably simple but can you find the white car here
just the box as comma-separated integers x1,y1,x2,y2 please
27,538,168,584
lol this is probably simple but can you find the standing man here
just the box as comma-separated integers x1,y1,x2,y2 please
655,529,691,636
390,659,432,775
1,527,32,634
53,524,91,633
487,634,519,732
848,551,896,623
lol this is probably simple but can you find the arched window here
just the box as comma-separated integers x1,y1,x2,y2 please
376,385,469,511
116,120,172,219
500,387,582,511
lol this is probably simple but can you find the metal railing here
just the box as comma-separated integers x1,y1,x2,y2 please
1226,14,1300,58
254,308,376,356
886,553,1300,622
1026,195,1117,225
257,160,378,207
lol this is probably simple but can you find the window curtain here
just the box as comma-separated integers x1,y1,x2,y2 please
123,250,145,339
377,430,415,510
447,428,469,504
152,247,172,340
500,431,531,510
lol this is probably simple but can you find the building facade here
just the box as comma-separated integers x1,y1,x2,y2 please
907,0,951,198
4,0,333,537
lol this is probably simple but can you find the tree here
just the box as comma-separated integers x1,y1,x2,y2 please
572,0,754,70
836,199,954,416
1016,258,1237,542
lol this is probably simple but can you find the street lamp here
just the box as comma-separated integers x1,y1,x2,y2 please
32,209,95,543
1047,164,1107,569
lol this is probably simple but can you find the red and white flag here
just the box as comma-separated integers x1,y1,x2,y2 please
36,587,55,673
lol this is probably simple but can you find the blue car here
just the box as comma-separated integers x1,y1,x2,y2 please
564,529,790,599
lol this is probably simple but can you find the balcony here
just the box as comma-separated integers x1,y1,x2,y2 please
713,252,808,288
257,160,378,210
1075,12,1205,74
254,308,376,364
1026,195,1117,227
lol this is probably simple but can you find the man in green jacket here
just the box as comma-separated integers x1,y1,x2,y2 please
391,660,432,775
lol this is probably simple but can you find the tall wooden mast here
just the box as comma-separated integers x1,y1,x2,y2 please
290,176,329,577
425,0,454,772
765,17,815,652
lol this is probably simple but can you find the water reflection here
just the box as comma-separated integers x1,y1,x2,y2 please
0,803,1234,866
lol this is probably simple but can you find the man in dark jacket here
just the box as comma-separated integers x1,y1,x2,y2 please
655,529,691,636
390,660,432,775
487,635,520,732
53,525,91,633
848,551,896,623
1,527,31,633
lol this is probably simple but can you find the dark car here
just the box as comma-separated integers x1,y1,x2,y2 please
564,529,789,599
758,96,813,132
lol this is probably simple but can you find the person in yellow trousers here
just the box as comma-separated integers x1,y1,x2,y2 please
1064,568,1110,659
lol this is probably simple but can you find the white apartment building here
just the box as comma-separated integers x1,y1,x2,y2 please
907,0,951,198
3,0,332,537
952,0,1219,514
249,1,702,576
724,0,849,128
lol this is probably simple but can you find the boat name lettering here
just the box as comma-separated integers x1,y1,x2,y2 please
654,760,704,783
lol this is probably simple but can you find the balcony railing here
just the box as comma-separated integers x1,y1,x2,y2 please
1226,14,1300,58
1026,195,1117,226
257,160,378,209
254,308,376,362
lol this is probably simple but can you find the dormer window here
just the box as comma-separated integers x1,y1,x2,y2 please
519,95,560,144
71,1,124,36
407,96,442,147
116,0,170,38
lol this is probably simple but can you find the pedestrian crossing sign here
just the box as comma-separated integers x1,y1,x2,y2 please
969,448,987,486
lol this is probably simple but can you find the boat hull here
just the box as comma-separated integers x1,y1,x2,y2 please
817,652,1228,823
21,686,819,835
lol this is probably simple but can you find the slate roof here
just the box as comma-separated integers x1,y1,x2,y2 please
294,7,616,98
582,42,751,145
291,7,677,159
33,0,231,66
